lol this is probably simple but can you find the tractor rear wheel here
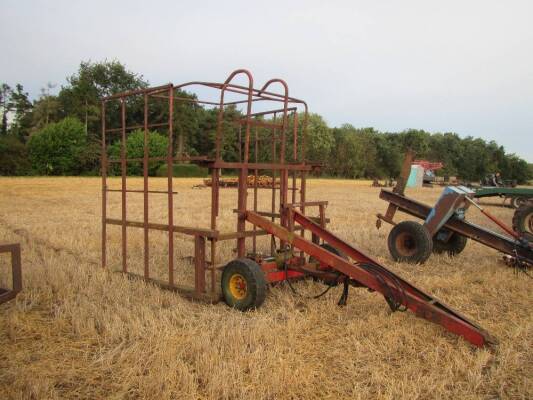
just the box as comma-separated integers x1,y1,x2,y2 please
433,232,468,256
511,196,528,209
512,204,533,242
221,258,267,311
387,221,433,264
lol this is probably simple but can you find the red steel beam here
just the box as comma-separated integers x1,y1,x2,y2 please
245,210,494,348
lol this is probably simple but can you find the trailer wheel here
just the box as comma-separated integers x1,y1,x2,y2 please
221,258,267,311
510,196,528,209
388,221,433,264
512,204,533,242
433,232,468,256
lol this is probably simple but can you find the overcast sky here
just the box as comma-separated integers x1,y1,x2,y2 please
2,0,532,161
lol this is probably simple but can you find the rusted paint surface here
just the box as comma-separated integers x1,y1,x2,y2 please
0,243,22,304
246,211,494,348
101,69,311,297
100,71,494,348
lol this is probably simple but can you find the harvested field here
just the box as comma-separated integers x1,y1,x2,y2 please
0,177,531,399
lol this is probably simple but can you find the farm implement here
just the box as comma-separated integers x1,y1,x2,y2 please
100,69,493,347
376,151,533,268
473,186,533,209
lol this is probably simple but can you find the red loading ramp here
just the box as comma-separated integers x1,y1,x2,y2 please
245,209,495,348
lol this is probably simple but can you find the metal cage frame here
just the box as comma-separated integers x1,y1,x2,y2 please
100,69,320,300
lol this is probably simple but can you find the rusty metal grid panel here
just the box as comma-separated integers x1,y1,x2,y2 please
100,69,314,301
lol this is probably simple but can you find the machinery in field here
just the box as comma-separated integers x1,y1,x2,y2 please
474,186,533,209
376,152,533,268
100,69,494,347
0,243,22,305
411,159,444,186
513,201,533,243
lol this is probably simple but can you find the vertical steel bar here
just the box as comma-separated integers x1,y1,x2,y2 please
143,93,149,279
168,86,175,286
120,98,127,273
292,112,298,204
384,149,414,223
279,103,288,250
194,236,206,294
210,239,216,295
101,101,107,269
236,79,253,259
238,125,242,162
253,125,258,254
301,107,309,217
270,113,277,254
11,244,22,293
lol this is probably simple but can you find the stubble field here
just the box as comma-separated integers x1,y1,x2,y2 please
0,177,531,399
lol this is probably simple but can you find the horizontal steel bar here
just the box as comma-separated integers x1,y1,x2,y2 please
286,201,328,208
256,211,329,224
234,119,283,130
105,122,169,133
102,84,173,101
108,156,210,164
105,218,217,238
122,272,221,303
106,189,178,194
171,81,307,105
248,107,297,118
210,161,313,171
216,225,305,241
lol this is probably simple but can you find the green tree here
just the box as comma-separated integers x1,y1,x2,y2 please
28,117,88,175
58,60,148,137
0,83,13,135
31,84,61,132
0,135,31,175
107,130,169,175
305,113,334,163
8,84,33,140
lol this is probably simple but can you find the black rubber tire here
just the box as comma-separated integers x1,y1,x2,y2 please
221,258,267,311
387,221,433,264
433,232,468,256
512,204,533,242
510,196,528,209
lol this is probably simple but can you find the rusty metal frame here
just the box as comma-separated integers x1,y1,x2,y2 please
101,69,314,301
0,243,22,304
100,70,493,348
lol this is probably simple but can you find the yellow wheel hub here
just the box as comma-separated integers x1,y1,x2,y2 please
229,273,247,300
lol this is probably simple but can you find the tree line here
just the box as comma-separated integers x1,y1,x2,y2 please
1,60,531,183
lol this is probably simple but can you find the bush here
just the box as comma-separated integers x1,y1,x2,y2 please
0,135,31,175
156,163,208,177
27,117,87,175
107,130,168,175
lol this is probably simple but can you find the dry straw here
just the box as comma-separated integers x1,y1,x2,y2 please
0,177,531,399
